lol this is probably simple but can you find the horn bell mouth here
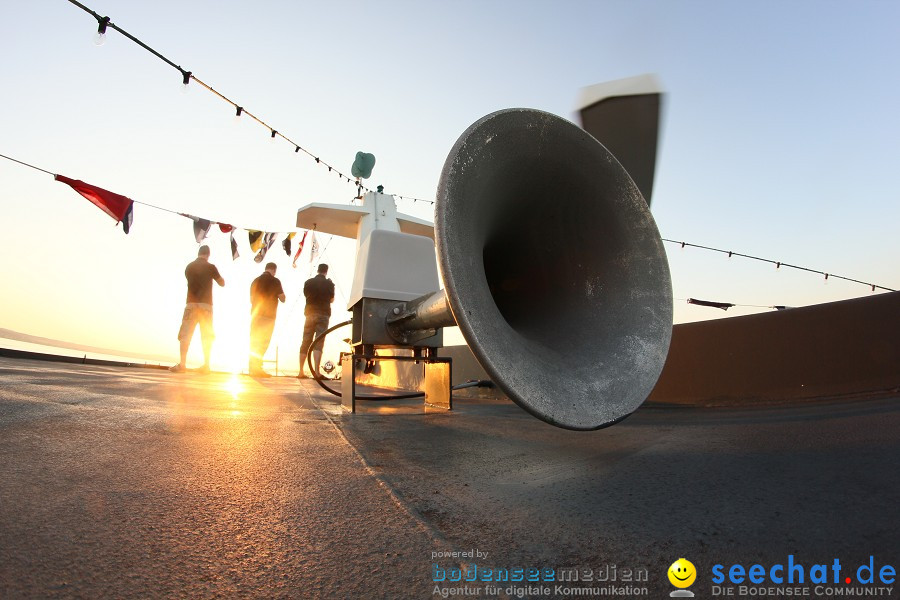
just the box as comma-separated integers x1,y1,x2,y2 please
435,108,672,430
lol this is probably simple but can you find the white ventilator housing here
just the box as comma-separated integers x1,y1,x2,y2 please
296,190,439,308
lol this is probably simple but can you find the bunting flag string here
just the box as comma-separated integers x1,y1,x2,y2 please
1,151,313,262
2,151,896,295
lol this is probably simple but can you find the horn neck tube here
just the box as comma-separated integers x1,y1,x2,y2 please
385,290,456,345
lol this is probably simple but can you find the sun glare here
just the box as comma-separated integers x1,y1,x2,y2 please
224,374,245,417
224,373,244,399
208,300,252,374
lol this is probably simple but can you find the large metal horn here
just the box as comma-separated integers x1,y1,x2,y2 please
434,108,672,430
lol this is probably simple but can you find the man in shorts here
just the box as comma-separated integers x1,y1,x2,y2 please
249,262,285,377
299,263,335,378
171,245,225,373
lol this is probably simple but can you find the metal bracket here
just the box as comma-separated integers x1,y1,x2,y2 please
424,360,452,409
341,354,357,413
340,352,452,413
384,302,417,344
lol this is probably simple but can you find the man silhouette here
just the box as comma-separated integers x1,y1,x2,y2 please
249,262,285,377
298,263,335,378
171,245,224,373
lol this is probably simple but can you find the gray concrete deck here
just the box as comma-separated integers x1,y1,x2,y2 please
0,357,897,599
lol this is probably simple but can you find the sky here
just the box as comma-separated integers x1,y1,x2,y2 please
1,0,898,373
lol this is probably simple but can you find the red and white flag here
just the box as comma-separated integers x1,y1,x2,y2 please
292,230,308,268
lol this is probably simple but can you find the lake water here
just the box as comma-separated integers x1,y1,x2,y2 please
0,337,167,366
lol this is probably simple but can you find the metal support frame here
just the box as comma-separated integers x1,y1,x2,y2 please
340,354,357,413
261,346,279,375
340,352,452,413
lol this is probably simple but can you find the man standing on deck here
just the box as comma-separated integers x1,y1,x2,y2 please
249,262,285,377
298,263,335,378
170,245,224,374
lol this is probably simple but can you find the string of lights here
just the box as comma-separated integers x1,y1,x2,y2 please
394,194,435,206
662,238,895,293
57,3,898,291
64,0,434,204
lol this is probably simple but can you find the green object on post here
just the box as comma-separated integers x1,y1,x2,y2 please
351,151,376,179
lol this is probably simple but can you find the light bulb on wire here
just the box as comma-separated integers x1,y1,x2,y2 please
94,16,110,46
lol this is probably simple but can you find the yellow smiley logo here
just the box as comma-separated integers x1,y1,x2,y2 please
668,558,697,588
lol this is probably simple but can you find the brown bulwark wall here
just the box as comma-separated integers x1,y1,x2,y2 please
647,291,900,405
354,292,900,406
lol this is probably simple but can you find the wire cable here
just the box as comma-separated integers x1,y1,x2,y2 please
663,238,895,292
303,321,492,401
303,320,426,400
301,320,488,400
0,153,55,176
304,330,492,404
